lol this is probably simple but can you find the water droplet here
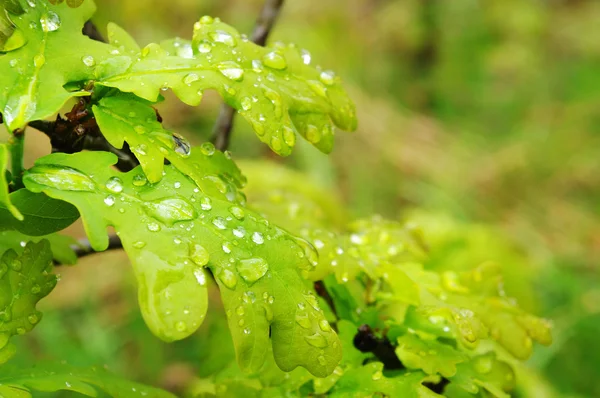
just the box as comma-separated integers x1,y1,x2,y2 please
295,313,311,329
252,232,264,245
318,355,326,366
200,197,212,211
217,61,244,81
236,306,245,316
307,80,328,98
190,244,209,266
147,222,161,232
27,0,36,7
174,181,181,189
217,268,238,289
11,259,22,271
132,174,147,187
197,39,212,53
232,226,246,238
33,54,45,67
104,195,116,207
283,126,296,147
200,15,214,25
82,55,95,67
30,284,41,294
143,198,197,225
194,268,207,285
295,237,319,267
237,257,269,284
251,59,264,72
209,30,236,47
105,176,124,193
222,241,233,254
16,327,26,335
229,206,245,220
28,313,39,324
372,370,383,381
270,136,283,152
304,333,328,348
40,11,61,32
319,319,331,332
305,125,322,144
301,49,311,65
212,216,227,230
175,321,187,332
319,70,336,86
268,296,274,304
262,51,287,70
133,241,146,249
241,97,253,111
25,165,96,192
183,73,199,85
200,142,216,156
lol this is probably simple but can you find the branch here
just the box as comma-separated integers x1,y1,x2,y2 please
8,128,25,189
211,0,285,151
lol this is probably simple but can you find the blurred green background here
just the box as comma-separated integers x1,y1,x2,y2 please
11,0,600,396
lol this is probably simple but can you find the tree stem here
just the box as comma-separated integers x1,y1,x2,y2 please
9,128,25,189
211,0,285,151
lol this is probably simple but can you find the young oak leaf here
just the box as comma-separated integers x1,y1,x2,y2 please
0,361,175,398
0,240,57,364
94,16,357,156
93,92,247,201
0,143,22,220
22,151,342,377
0,0,112,130
328,362,443,398
395,333,467,378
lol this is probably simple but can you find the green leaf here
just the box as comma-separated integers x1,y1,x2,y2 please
395,333,467,378
329,362,442,398
448,353,516,398
0,230,77,265
0,361,176,397
0,0,111,130
0,240,56,364
93,92,246,194
0,144,21,220
95,17,357,156
23,151,342,377
0,189,79,235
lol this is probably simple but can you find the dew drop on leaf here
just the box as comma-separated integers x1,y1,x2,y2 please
319,70,336,86
200,197,212,211
25,165,97,192
183,73,200,85
212,216,227,230
301,49,311,65
232,226,246,238
147,222,161,232
197,40,212,53
262,51,287,70
209,30,236,47
190,243,210,266
229,206,245,220
372,370,383,380
27,313,39,324
304,333,328,348
199,15,214,25
237,257,269,284
217,268,237,289
252,232,264,245
295,312,311,329
33,54,45,67
132,174,148,187
217,61,244,81
104,195,116,207
175,321,187,332
143,197,197,225
319,319,332,332
133,241,146,249
318,355,326,366
305,125,322,144
40,11,61,32
82,55,95,67
105,177,124,193
200,142,216,156
241,97,253,111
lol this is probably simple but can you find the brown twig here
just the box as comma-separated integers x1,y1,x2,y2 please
211,0,285,151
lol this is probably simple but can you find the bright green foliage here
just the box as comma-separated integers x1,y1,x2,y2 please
0,0,111,130
329,362,442,398
395,333,467,378
0,230,76,264
447,353,516,398
0,143,21,220
0,189,78,235
22,151,342,377
0,361,175,397
0,240,56,364
95,17,357,155
93,92,246,196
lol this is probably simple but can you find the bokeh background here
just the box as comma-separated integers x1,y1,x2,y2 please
10,0,600,396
